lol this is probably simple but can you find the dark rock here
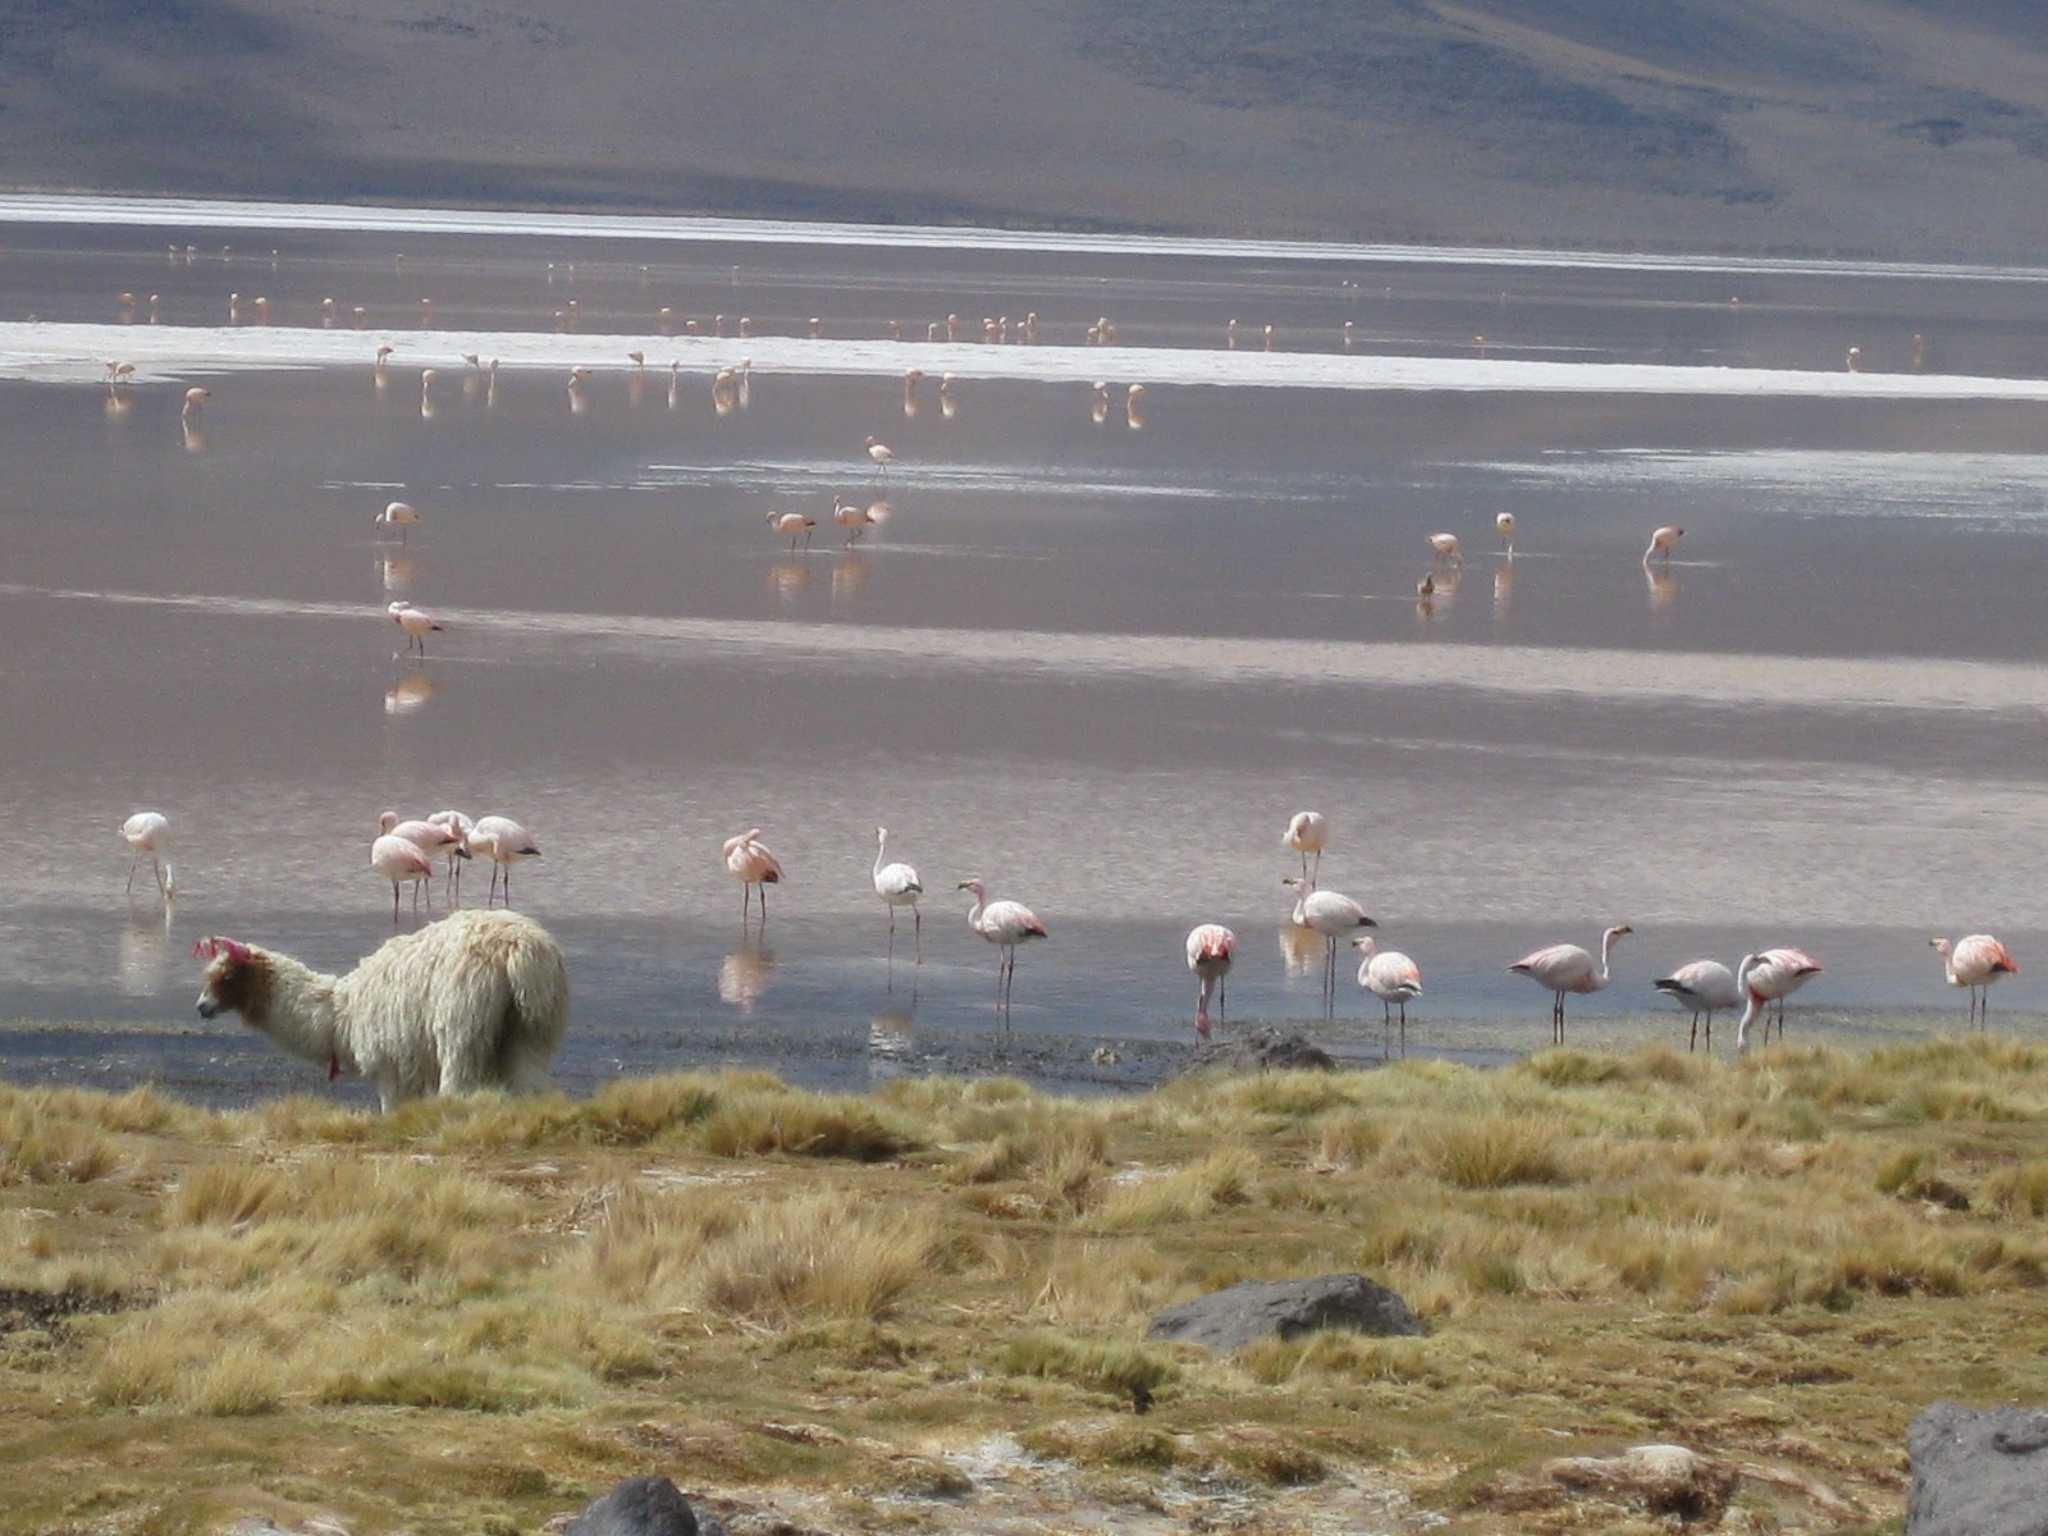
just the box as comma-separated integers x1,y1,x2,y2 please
1908,1402,2048,1536
1183,1028,1334,1075
565,1476,698,1536
1146,1272,1421,1353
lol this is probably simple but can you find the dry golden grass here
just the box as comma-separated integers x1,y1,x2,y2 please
3,1044,2048,1532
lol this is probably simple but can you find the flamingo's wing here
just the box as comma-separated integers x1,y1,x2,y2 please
1373,953,1423,995
1961,935,2019,975
1510,943,1592,986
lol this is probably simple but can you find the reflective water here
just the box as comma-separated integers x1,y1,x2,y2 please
1,206,2042,1104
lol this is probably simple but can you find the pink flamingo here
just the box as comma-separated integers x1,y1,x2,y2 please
121,811,173,897
387,601,443,657
1283,876,1375,1014
469,816,541,906
1510,925,1632,1044
1644,525,1684,563
1282,811,1327,882
1354,936,1422,1052
1185,924,1236,1033
1931,936,2018,1025
958,879,1047,1010
724,829,784,921
370,832,434,920
1733,948,1822,1049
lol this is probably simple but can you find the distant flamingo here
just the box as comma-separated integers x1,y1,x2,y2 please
374,501,420,543
1354,936,1422,1051
1125,383,1148,430
1283,876,1375,1013
1653,959,1741,1052
426,809,475,901
370,832,434,920
1510,925,1633,1044
378,812,469,905
387,601,443,656
182,387,209,418
833,495,875,544
724,829,784,921
958,878,1047,1010
469,816,541,906
1428,533,1463,565
1931,935,2018,1025
1644,525,1684,563
1186,923,1236,1033
1496,511,1516,557
864,436,895,478
766,510,815,551
1091,381,1111,426
121,811,173,897
1282,810,1327,882
1733,948,1822,1050
873,827,924,961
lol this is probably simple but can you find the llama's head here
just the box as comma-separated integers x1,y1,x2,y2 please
193,936,269,1022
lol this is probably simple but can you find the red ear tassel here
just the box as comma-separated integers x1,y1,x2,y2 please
193,937,250,963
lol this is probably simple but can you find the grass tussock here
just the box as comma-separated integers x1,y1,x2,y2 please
590,1185,939,1323
999,1331,1177,1398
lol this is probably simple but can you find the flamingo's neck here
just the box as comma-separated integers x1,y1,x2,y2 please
1595,930,1619,986
873,836,887,880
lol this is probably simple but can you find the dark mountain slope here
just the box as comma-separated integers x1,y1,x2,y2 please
4,0,2048,259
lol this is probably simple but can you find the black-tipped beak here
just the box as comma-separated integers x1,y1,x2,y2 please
1360,917,1378,928
455,847,472,860
196,1000,219,1019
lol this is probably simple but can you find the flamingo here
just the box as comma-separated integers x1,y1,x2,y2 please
873,827,924,961
958,879,1047,1009
937,373,958,419
1846,345,1862,372
1644,525,1683,563
1186,924,1236,1033
724,829,783,921
374,500,420,543
121,811,173,897
387,601,443,656
1091,381,1111,426
370,832,434,920
1125,383,1148,431
833,496,875,545
426,809,475,901
766,510,815,551
1653,959,1741,1052
1353,936,1422,1052
469,816,541,906
182,387,209,418
864,436,895,478
1931,935,2018,1025
377,812,469,907
1282,876,1375,1013
1496,511,1516,557
1428,533,1462,565
1510,925,1632,1044
1733,948,1823,1050
1282,811,1327,882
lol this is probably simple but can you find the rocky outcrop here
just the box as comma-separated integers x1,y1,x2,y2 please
1908,1402,2048,1536
1146,1273,1420,1353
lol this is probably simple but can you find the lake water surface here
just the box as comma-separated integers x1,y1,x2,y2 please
1,196,2042,1105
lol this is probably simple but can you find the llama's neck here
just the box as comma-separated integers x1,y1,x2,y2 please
239,950,344,1069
